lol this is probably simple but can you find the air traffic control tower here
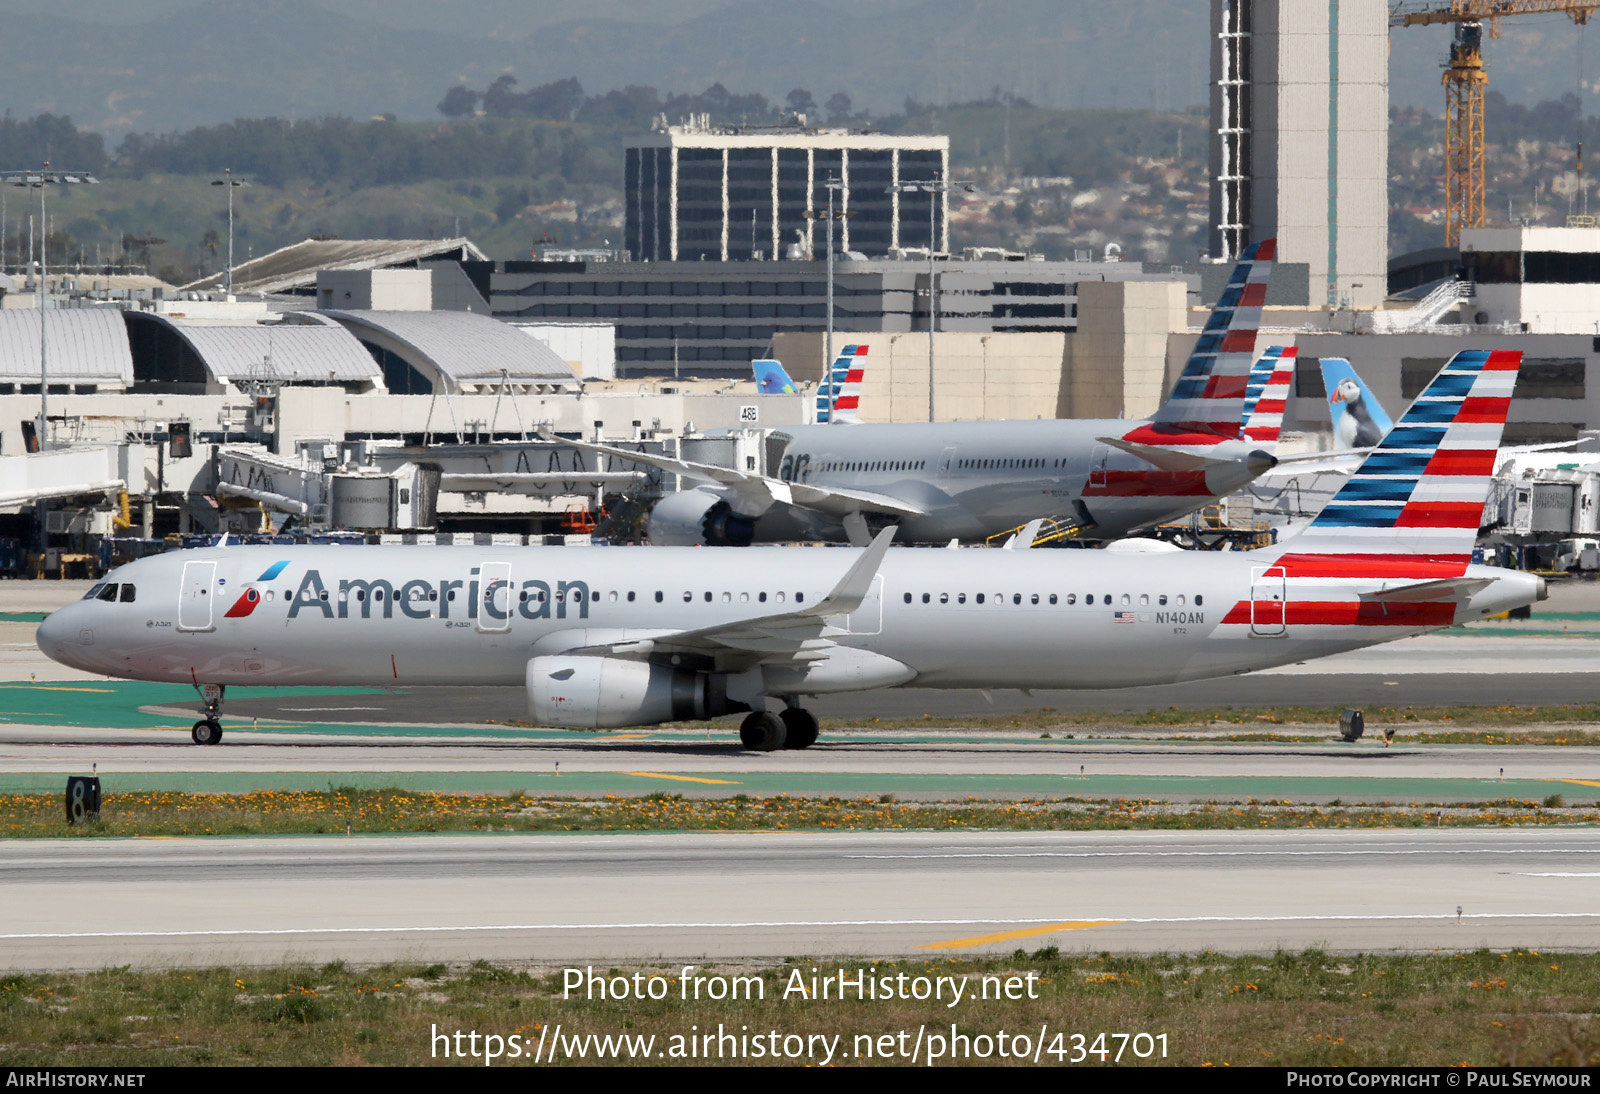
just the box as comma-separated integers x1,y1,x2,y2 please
1209,0,1388,309
625,116,950,262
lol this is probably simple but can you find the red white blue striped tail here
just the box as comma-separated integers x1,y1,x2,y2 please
1150,238,1275,438
1241,345,1295,450
817,345,868,424
1277,349,1521,572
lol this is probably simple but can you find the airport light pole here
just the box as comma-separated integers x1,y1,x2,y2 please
892,174,970,422
805,175,849,421
211,169,249,295
2,165,99,453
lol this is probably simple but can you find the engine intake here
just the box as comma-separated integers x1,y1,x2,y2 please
648,489,756,546
527,655,741,729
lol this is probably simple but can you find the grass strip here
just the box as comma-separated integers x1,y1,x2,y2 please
4,788,1598,838
1,949,1596,1066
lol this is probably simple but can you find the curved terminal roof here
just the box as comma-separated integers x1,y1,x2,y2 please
180,237,487,295
319,309,579,389
0,308,134,386
168,321,381,385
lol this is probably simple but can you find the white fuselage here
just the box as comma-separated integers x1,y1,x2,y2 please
38,544,1540,701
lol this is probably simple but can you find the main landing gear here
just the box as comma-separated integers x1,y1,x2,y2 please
192,683,224,746
738,704,820,752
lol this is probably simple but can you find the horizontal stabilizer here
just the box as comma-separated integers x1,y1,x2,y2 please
1095,436,1234,473
1361,577,1494,603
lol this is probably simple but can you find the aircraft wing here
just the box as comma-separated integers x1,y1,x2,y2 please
558,527,896,672
552,435,926,519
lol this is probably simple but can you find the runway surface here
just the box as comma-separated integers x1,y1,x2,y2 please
3,722,1599,802
3,828,1597,969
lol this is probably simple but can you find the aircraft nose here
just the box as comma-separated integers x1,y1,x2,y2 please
35,604,91,669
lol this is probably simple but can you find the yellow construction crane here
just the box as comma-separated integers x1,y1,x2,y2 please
1391,0,1598,246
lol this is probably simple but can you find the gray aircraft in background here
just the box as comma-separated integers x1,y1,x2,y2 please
567,239,1281,546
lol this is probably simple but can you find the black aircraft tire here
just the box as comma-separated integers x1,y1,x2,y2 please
739,711,787,752
780,708,820,749
192,719,223,746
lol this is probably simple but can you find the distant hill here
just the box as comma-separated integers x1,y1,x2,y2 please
0,0,1589,140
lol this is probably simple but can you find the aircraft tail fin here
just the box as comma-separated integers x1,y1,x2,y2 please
1150,238,1275,436
753,359,798,395
817,344,869,424
1321,358,1395,449
1277,349,1521,570
1240,345,1296,451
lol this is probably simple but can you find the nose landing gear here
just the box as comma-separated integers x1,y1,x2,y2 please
192,683,224,745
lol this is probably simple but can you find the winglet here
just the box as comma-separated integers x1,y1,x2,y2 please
816,525,897,617
1005,518,1046,550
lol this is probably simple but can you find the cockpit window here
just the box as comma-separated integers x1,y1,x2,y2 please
83,584,106,600
96,584,119,602
119,584,136,603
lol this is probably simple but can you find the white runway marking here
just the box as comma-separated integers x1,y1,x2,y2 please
8,911,1600,941
850,847,1600,861
1518,872,1600,877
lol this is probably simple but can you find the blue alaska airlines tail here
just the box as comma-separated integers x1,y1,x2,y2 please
753,359,798,395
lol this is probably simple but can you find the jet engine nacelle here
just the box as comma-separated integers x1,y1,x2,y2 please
647,488,757,546
527,655,740,729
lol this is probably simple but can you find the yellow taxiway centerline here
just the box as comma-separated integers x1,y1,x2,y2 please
920,921,1120,949
622,772,742,785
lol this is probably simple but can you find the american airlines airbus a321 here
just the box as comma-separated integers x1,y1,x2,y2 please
566,240,1283,546
38,350,1541,751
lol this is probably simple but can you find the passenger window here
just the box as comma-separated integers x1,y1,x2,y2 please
1176,595,1185,606
1013,594,1021,605
976,593,985,604
704,592,712,602
610,591,619,602
683,591,692,602
903,593,912,604
740,592,749,602
1049,594,1057,605
1120,594,1130,606
759,592,767,602
1195,595,1204,606
776,592,786,603
1031,594,1039,605
627,591,635,602
721,592,731,603
922,593,930,604
1159,595,1168,606
1066,594,1076,605
1140,594,1149,606
655,591,663,602
940,593,949,604
795,593,804,603
957,593,966,604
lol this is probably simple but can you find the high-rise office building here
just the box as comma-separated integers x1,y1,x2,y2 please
625,118,950,262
